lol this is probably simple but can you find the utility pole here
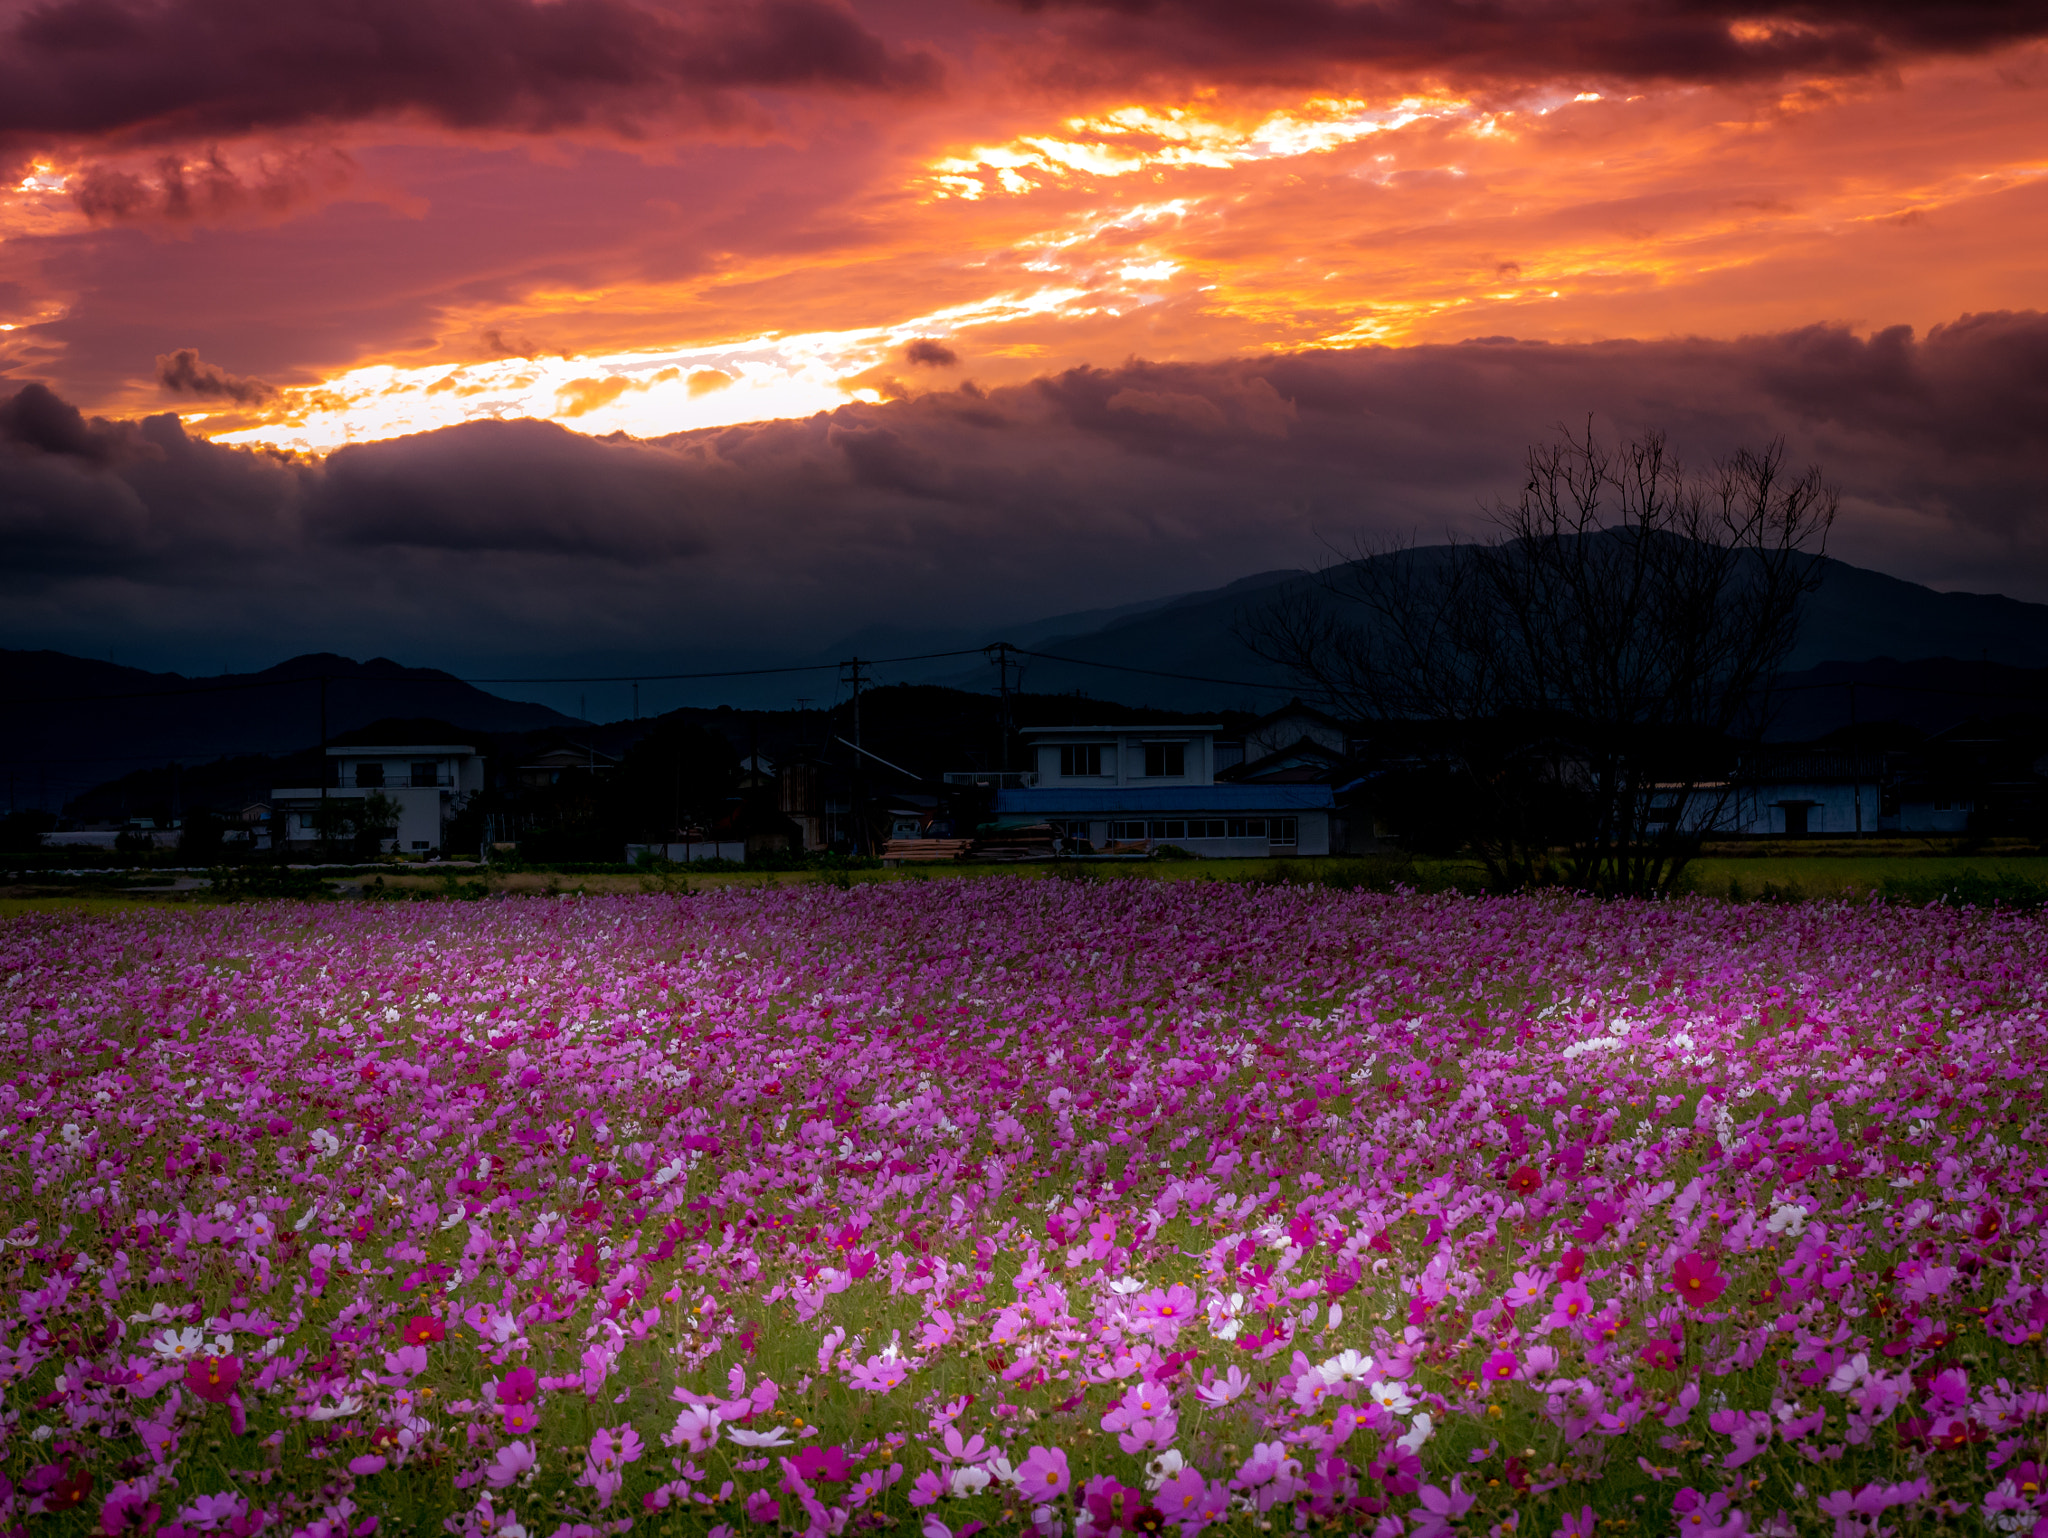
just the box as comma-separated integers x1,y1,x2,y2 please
985,641,1017,773
842,656,866,854
1849,681,1862,836
317,673,328,864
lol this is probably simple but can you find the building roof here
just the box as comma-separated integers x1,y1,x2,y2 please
1019,724,1223,736
325,743,480,756
1249,696,1347,729
1733,751,1889,784
1220,735,1353,784
996,784,1334,814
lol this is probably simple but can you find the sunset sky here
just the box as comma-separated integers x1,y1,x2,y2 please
3,0,2047,691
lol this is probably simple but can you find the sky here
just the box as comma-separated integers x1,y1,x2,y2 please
3,0,2047,699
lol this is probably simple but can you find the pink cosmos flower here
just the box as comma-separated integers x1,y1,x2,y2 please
485,1440,537,1489
1673,1253,1727,1309
1412,1476,1475,1538
496,1366,539,1405
849,1354,910,1392
1638,1334,1684,1371
501,1402,540,1437
1117,1412,1177,1455
1016,1445,1071,1498
184,1354,241,1405
789,1444,853,1484
1131,1284,1198,1328
1483,1349,1518,1382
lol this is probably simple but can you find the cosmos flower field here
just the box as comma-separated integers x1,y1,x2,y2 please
3,882,2047,1538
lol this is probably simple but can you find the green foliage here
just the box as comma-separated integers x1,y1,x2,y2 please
207,865,332,900
0,809,57,853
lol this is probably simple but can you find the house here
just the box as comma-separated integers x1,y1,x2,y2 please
272,742,485,853
516,742,619,788
1724,750,1888,836
995,723,1335,856
1243,697,1350,761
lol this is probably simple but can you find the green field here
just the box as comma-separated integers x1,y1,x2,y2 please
10,847,2048,916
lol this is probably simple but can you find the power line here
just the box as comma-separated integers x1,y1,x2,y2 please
0,647,994,707
1012,646,1285,691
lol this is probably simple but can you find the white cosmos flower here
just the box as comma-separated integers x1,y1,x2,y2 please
726,1427,793,1448
1143,1450,1186,1491
949,1466,992,1498
153,1327,207,1361
1766,1204,1809,1237
308,1394,365,1422
1321,1350,1374,1384
1396,1412,1434,1453
1369,1379,1416,1416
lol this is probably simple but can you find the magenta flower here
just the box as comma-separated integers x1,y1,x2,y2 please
1017,1445,1071,1498
184,1354,241,1405
1672,1253,1727,1309
1482,1349,1518,1382
497,1366,538,1405
1638,1334,1683,1370
485,1440,537,1490
789,1444,852,1484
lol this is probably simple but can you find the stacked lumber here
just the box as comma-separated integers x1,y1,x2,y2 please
880,838,974,866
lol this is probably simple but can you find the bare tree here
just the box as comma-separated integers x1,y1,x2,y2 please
1249,424,1836,894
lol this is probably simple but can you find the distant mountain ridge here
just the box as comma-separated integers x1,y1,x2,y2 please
951,552,2048,716
2,651,576,814
12,552,2048,813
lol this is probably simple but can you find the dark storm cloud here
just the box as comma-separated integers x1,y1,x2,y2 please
902,339,959,368
307,418,711,558
155,348,276,403
0,383,304,569
0,0,942,172
4,311,2048,658
997,0,2048,87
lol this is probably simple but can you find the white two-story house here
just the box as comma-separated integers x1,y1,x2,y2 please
273,742,485,854
996,724,1334,856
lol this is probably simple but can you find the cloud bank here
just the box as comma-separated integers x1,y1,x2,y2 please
4,313,2046,671
1000,0,2048,88
0,0,942,175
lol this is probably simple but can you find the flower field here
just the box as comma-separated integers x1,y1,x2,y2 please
3,881,2046,1538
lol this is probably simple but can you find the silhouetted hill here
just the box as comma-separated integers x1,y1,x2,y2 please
953,552,2048,718
3,652,575,814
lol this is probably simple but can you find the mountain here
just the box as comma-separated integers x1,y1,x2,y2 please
950,552,2048,719
15,552,2048,817
2,652,576,815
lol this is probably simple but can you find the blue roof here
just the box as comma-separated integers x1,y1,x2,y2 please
996,784,1334,814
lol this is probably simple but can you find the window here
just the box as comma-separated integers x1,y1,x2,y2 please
354,761,385,788
1226,818,1268,838
411,761,439,788
411,840,430,850
1059,744,1105,777
1109,821,1148,840
1271,818,1298,845
298,814,319,831
1058,820,1094,845
1145,820,1187,840
1143,742,1186,777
